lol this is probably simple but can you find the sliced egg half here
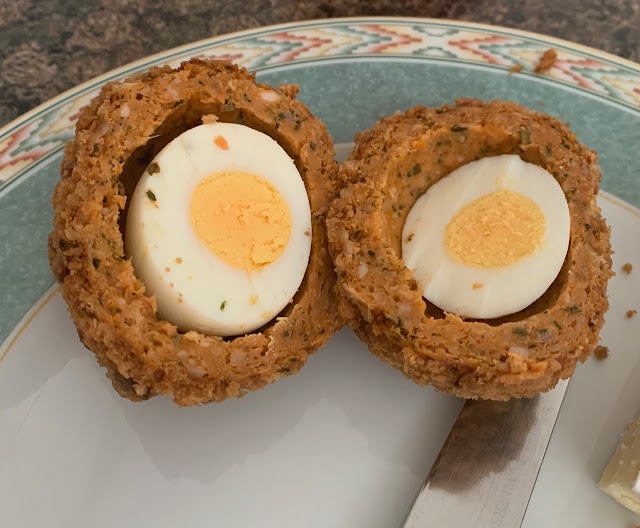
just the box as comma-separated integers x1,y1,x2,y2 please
125,123,312,336
402,154,570,319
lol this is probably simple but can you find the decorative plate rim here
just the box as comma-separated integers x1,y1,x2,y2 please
2,15,639,139
1,16,639,193
1,16,639,351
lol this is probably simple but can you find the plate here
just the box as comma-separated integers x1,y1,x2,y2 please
1,18,639,527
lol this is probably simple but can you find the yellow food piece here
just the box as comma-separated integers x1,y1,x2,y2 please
445,190,545,268
190,171,292,271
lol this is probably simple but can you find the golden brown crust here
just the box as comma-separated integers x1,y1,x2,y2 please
327,99,613,401
49,59,343,406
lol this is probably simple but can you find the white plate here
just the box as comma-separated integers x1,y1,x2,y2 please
1,153,639,527
1,18,640,527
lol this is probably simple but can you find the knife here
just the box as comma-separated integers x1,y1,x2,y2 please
402,379,569,528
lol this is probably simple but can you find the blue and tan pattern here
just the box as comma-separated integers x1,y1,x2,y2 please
1,18,639,191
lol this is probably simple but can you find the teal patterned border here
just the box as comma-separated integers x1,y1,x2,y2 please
1,17,639,195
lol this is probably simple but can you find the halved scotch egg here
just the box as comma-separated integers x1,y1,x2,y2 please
327,99,612,400
49,59,342,406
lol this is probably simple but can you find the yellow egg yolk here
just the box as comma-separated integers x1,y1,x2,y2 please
190,171,291,271
444,190,546,268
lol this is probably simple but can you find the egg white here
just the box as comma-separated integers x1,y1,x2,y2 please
402,154,570,319
125,123,312,336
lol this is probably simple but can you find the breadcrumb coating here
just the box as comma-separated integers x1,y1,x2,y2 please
327,99,613,400
49,59,342,406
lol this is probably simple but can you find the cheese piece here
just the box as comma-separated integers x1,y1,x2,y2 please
599,414,640,515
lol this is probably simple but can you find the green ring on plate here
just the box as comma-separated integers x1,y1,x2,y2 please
1,17,639,346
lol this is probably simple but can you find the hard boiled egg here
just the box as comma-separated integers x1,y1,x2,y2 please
402,154,570,319
125,122,311,336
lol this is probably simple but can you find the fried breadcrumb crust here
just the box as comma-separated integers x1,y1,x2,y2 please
49,59,342,406
327,99,613,400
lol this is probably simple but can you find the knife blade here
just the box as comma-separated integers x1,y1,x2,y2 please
402,379,569,528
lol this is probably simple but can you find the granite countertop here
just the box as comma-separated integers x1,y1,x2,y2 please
0,0,638,128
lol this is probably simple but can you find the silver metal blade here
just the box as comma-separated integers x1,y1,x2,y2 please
403,379,569,528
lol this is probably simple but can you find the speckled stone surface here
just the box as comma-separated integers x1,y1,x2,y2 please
0,0,638,128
